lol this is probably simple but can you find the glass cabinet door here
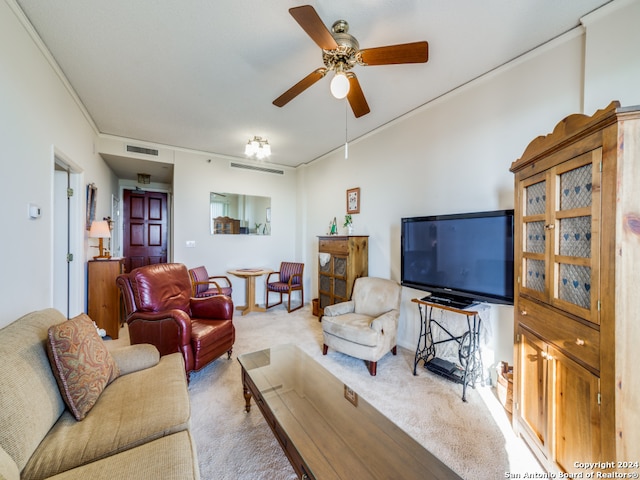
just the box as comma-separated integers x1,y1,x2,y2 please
518,149,601,325
550,149,601,324
520,174,549,302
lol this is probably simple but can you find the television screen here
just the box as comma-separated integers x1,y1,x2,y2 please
401,210,514,306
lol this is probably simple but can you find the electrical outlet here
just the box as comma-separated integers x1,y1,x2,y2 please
186,241,196,248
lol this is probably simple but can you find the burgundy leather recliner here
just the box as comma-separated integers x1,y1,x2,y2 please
117,263,235,376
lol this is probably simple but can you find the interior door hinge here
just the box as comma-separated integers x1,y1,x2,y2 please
597,392,601,405
597,300,601,311
516,333,521,342
67,253,73,263
599,161,603,172
67,188,74,198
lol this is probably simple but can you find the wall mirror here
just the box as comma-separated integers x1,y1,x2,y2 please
210,192,271,235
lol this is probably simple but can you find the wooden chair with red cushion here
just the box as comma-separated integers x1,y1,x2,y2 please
265,262,304,313
188,265,233,298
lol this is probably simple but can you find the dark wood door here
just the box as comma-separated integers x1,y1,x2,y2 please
123,189,168,272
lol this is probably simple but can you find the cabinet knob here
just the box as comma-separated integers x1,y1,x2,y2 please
541,351,547,359
545,224,555,230
520,310,527,316
575,338,585,346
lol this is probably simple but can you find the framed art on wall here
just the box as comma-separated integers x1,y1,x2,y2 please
346,187,360,214
86,183,97,230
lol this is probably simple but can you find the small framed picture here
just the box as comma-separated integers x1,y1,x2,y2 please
346,187,360,214
86,183,97,230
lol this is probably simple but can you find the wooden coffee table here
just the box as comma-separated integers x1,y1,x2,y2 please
238,344,462,480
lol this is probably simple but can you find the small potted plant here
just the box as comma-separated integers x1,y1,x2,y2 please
343,214,353,235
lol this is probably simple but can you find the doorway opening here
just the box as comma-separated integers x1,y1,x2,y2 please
53,151,82,318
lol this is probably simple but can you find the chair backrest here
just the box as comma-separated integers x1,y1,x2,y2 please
279,262,304,284
189,265,209,295
127,263,192,314
352,277,402,317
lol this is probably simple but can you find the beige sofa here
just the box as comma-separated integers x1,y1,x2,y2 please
0,308,199,480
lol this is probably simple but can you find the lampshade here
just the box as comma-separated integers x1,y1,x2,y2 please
89,220,111,239
330,72,350,99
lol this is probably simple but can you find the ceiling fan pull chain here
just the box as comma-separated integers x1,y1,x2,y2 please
345,100,349,159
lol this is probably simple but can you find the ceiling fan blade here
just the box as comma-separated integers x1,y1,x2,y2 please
289,5,338,50
273,68,327,107
360,41,429,66
346,73,370,118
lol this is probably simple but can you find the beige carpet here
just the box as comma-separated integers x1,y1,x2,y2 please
115,305,543,479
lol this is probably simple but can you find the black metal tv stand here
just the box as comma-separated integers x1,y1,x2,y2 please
411,297,483,402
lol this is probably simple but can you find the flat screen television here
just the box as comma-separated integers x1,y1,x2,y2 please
401,209,514,307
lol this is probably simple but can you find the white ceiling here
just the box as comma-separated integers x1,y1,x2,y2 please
16,0,611,180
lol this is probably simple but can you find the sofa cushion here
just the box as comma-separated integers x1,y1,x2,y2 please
322,313,378,347
0,445,20,480
352,277,401,317
0,309,67,473
22,352,190,480
44,431,200,480
46,313,120,421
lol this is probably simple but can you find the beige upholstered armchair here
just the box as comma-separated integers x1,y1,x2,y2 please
322,277,402,376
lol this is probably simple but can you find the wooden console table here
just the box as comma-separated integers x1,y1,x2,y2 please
411,297,483,402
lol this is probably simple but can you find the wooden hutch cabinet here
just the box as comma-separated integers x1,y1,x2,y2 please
510,102,640,473
317,236,368,316
88,258,124,339
213,216,240,234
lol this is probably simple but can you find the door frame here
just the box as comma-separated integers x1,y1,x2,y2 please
52,147,84,318
118,184,172,267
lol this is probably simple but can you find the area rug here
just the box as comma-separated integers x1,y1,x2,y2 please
183,305,543,480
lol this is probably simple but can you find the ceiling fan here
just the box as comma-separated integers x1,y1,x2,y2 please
273,5,429,118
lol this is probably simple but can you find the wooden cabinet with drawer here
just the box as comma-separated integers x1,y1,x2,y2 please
511,102,640,472
317,236,368,316
88,258,124,339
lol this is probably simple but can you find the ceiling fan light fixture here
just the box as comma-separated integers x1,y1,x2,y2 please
330,72,350,99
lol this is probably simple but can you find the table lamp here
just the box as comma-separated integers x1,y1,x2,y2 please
89,220,111,259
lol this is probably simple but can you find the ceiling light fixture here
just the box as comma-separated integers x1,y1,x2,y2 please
244,136,271,160
330,71,350,99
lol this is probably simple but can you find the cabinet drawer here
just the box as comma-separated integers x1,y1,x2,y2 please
517,297,600,372
319,239,348,255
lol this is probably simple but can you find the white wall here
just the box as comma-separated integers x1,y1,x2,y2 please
171,151,300,306
583,0,640,113
0,1,117,327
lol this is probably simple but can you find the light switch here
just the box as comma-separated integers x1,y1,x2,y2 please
28,203,41,219
186,241,196,248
